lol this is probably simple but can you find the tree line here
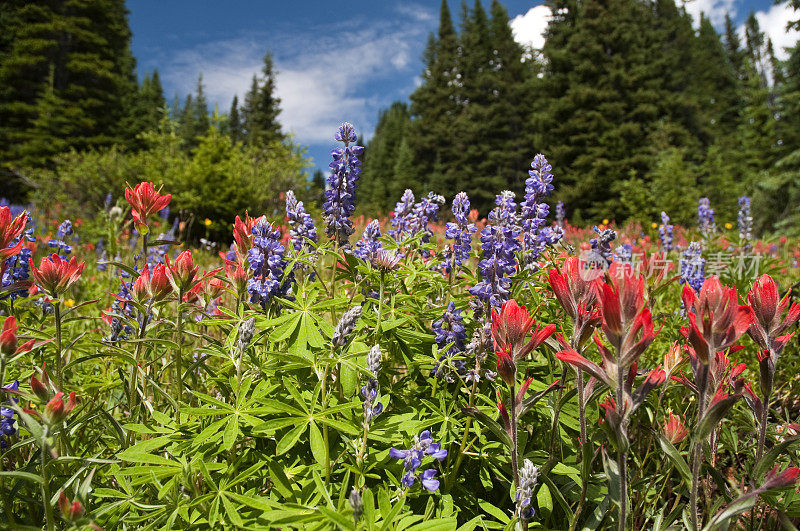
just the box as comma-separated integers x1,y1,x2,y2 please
358,0,800,234
0,0,294,207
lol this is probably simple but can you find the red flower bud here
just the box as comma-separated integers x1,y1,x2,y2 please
30,375,50,401
165,250,199,293
495,348,517,388
58,491,85,520
124,182,171,235
29,254,85,297
663,412,688,444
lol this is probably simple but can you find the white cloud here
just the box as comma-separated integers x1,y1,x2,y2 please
155,9,435,145
510,5,551,50
683,0,738,28
752,2,799,60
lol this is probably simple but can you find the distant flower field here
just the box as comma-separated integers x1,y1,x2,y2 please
1,123,800,530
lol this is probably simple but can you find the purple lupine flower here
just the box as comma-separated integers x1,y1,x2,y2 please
354,220,383,264
104,276,136,343
556,200,565,228
388,430,448,491
410,193,445,254
323,123,363,246
488,191,518,228
286,190,318,253
469,222,521,308
332,306,362,348
0,380,19,449
738,196,752,246
431,302,467,381
361,344,383,423
520,155,560,269
614,243,633,264
659,211,673,252
247,217,292,308
698,198,715,237
444,192,476,270
516,459,539,521
388,189,416,241
589,227,616,266
680,241,705,292
48,220,73,258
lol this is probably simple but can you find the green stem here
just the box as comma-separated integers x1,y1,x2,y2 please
174,289,184,420
374,271,385,341
127,302,152,445
510,386,520,490
690,383,707,531
616,362,627,531
54,302,63,390
40,428,54,531
321,361,331,484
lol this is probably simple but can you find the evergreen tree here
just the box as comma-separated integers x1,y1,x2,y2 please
0,0,138,168
533,0,713,220
242,52,284,147
229,95,242,143
361,102,413,212
177,75,210,150
406,0,461,200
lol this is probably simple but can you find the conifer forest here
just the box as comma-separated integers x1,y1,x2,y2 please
2,0,800,529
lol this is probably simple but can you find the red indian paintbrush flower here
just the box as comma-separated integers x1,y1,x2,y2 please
132,263,172,303
165,250,199,292
0,316,35,358
232,213,258,257
747,274,800,357
598,263,658,367
548,256,601,320
29,254,85,297
124,182,171,234
663,412,688,444
43,391,77,424
58,491,85,521
491,299,555,361
0,206,28,277
681,276,754,365
548,256,602,347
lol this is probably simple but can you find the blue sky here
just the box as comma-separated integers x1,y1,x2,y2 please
128,0,797,175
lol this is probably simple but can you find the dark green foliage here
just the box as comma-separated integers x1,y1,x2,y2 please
229,94,243,143
26,118,311,242
360,102,413,213
241,52,284,148
0,0,138,168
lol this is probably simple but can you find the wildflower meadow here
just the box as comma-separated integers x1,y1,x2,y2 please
1,122,799,530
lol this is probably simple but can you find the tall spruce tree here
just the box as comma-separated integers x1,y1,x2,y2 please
406,0,461,202
0,0,138,168
534,0,711,221
229,95,243,143
361,102,412,212
242,52,284,147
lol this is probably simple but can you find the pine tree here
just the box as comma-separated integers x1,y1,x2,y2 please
406,0,461,199
0,0,138,168
229,95,242,143
361,102,412,212
242,52,284,147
